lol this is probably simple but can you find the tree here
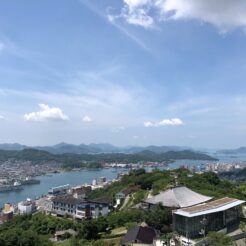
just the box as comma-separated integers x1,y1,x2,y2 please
125,222,137,230
80,221,100,240
207,232,233,246
96,216,109,233
145,204,172,232
70,236,80,246
202,172,220,186
239,221,246,244
0,228,52,246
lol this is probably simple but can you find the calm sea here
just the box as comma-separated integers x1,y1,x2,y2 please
0,168,122,207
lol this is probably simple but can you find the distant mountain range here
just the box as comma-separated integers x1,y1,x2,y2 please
0,143,193,155
216,147,246,155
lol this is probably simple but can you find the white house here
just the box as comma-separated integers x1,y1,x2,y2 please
18,199,36,215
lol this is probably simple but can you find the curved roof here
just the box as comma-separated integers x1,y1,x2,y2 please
144,186,212,208
174,197,245,217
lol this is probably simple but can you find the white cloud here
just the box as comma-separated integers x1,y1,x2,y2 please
108,0,155,29
161,0,246,31
144,121,155,127
24,104,69,122
114,0,246,31
82,115,93,123
112,126,125,133
0,115,5,120
144,118,184,127
121,0,155,28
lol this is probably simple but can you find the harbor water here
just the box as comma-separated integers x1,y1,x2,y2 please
1,154,246,207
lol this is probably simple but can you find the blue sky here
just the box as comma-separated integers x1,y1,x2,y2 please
1,0,246,148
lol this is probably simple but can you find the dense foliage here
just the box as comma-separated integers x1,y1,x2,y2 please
0,207,171,245
207,232,233,246
89,168,246,201
0,213,78,246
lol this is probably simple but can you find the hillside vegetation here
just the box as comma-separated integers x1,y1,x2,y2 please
0,149,216,168
88,168,246,202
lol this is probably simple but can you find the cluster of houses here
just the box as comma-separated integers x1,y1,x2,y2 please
0,177,113,224
0,199,37,224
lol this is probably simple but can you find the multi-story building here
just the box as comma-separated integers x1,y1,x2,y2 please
51,195,110,219
18,199,36,215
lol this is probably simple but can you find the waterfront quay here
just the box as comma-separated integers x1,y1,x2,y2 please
0,172,124,223
0,167,126,207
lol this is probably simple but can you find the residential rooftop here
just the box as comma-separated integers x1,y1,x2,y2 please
121,226,159,245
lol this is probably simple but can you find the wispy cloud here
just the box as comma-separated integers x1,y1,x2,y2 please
188,107,214,116
144,118,184,127
79,0,151,53
24,104,69,122
0,63,152,127
82,115,93,123
0,41,5,52
112,126,125,133
0,34,66,81
0,115,5,120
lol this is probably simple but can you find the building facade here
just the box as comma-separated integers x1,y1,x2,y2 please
51,195,110,219
18,199,36,215
173,197,245,239
48,184,70,196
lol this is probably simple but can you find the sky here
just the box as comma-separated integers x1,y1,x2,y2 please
1,0,246,148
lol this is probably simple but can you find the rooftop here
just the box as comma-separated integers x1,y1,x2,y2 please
89,197,112,205
52,195,111,205
72,186,92,195
52,195,84,205
174,197,245,217
144,186,212,208
121,226,159,245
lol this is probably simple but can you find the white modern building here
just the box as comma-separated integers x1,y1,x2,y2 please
51,195,110,219
18,199,36,215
